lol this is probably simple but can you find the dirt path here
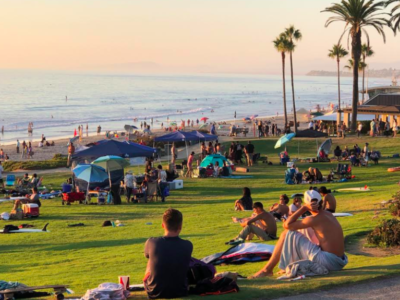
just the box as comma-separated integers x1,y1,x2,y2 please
274,276,400,300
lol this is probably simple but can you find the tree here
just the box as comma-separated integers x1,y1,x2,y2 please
328,44,349,133
273,34,291,129
387,0,400,34
323,0,388,132
361,44,374,102
283,25,302,134
344,59,368,71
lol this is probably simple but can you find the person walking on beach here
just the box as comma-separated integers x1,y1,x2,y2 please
21,141,26,159
16,139,20,154
67,142,75,167
86,124,89,137
97,125,101,135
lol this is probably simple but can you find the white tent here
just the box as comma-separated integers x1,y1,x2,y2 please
313,112,375,122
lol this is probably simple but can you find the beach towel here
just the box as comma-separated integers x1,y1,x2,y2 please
279,231,348,272
278,259,329,279
201,243,274,265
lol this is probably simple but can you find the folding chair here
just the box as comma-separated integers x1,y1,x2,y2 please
6,175,16,187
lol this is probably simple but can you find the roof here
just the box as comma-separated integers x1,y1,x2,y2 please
363,94,400,106
313,112,375,121
360,86,400,94
343,105,400,114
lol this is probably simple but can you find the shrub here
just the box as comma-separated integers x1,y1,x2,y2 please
3,154,67,171
367,218,400,247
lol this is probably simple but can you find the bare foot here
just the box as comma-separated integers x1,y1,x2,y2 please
277,270,286,275
248,270,273,279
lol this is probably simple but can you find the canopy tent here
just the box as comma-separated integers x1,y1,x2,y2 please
72,139,156,159
200,154,232,168
312,112,375,122
190,131,218,142
154,131,200,143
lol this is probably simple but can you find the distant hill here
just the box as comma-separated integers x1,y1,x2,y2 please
307,68,400,78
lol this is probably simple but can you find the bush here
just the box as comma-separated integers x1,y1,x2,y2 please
3,154,67,171
367,218,400,247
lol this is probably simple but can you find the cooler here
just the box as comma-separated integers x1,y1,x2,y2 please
168,180,183,190
22,203,39,217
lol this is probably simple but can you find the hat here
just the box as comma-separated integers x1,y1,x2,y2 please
304,190,322,204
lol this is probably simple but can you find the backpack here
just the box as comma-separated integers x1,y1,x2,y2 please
190,276,239,296
187,258,216,285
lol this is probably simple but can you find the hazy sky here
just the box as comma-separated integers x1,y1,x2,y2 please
0,0,399,74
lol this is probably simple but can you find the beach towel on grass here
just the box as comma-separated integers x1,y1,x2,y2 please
201,243,274,265
278,259,329,279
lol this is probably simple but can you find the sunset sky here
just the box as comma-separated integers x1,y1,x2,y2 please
0,0,399,74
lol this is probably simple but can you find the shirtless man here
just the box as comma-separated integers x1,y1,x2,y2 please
230,202,277,242
318,186,337,213
270,195,290,220
250,190,347,278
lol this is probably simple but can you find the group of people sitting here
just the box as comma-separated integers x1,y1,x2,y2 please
334,143,380,167
0,149,10,161
200,161,232,178
143,186,344,298
17,173,41,189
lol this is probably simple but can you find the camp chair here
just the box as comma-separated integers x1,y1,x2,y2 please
335,164,351,178
252,153,261,164
6,175,15,187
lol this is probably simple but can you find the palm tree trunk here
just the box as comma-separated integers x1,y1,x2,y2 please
281,52,288,130
337,57,342,134
289,52,297,134
362,55,365,103
350,30,362,133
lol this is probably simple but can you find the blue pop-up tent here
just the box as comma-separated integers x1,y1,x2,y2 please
154,131,199,143
72,139,156,159
190,131,218,142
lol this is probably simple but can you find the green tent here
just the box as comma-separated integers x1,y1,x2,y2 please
200,154,232,168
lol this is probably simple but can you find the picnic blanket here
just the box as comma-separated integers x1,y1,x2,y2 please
201,243,274,265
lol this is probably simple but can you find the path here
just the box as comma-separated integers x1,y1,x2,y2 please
275,276,400,300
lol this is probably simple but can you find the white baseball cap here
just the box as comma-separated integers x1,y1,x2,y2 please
304,190,322,204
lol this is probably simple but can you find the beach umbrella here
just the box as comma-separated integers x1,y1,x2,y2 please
243,117,251,121
67,136,79,146
92,155,130,188
73,164,109,196
250,115,259,120
124,125,138,133
199,123,208,129
317,138,332,156
200,117,209,123
74,129,77,137
274,133,296,149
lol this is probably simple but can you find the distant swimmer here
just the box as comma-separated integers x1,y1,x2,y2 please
65,96,68,102
51,115,53,118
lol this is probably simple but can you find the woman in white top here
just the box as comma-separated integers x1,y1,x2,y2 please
289,197,302,216
157,165,167,182
393,120,398,138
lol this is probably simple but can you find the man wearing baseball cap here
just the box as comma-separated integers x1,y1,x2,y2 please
250,189,347,278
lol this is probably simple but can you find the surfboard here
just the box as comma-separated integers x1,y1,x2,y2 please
0,223,50,233
337,187,370,192
332,213,353,217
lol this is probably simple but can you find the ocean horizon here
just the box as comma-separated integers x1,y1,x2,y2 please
0,69,390,145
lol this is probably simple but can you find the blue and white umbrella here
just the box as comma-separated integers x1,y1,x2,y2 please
73,164,109,196
274,133,296,149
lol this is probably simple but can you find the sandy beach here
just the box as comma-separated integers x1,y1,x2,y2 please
0,112,307,162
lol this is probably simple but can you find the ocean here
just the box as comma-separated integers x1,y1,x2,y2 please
0,70,389,145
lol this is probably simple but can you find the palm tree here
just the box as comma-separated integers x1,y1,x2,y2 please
361,44,374,102
273,34,290,129
328,44,349,133
387,0,400,34
283,26,302,134
344,59,368,72
323,0,388,132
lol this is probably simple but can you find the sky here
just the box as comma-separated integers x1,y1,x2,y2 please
0,0,399,74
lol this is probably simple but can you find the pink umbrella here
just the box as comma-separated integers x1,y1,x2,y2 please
74,129,77,137
200,117,209,123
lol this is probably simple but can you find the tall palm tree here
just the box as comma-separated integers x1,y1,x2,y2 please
273,34,290,129
345,59,368,71
361,44,374,102
387,0,400,34
323,0,388,132
283,26,302,134
328,44,349,132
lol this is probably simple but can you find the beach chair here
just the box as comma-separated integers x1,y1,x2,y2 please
6,175,16,187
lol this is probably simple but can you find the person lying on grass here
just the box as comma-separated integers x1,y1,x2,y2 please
270,194,289,220
144,208,193,299
230,202,277,243
234,187,253,211
249,190,347,279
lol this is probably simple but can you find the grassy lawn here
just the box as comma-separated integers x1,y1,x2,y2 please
2,136,400,299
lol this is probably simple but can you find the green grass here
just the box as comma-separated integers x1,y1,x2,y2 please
3,154,67,171
2,136,400,299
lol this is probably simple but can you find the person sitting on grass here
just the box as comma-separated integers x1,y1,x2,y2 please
13,187,42,210
270,194,290,220
17,173,31,187
249,190,348,278
144,208,193,299
213,161,220,177
289,196,302,216
220,161,231,177
318,186,337,213
230,202,277,243
234,187,253,211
